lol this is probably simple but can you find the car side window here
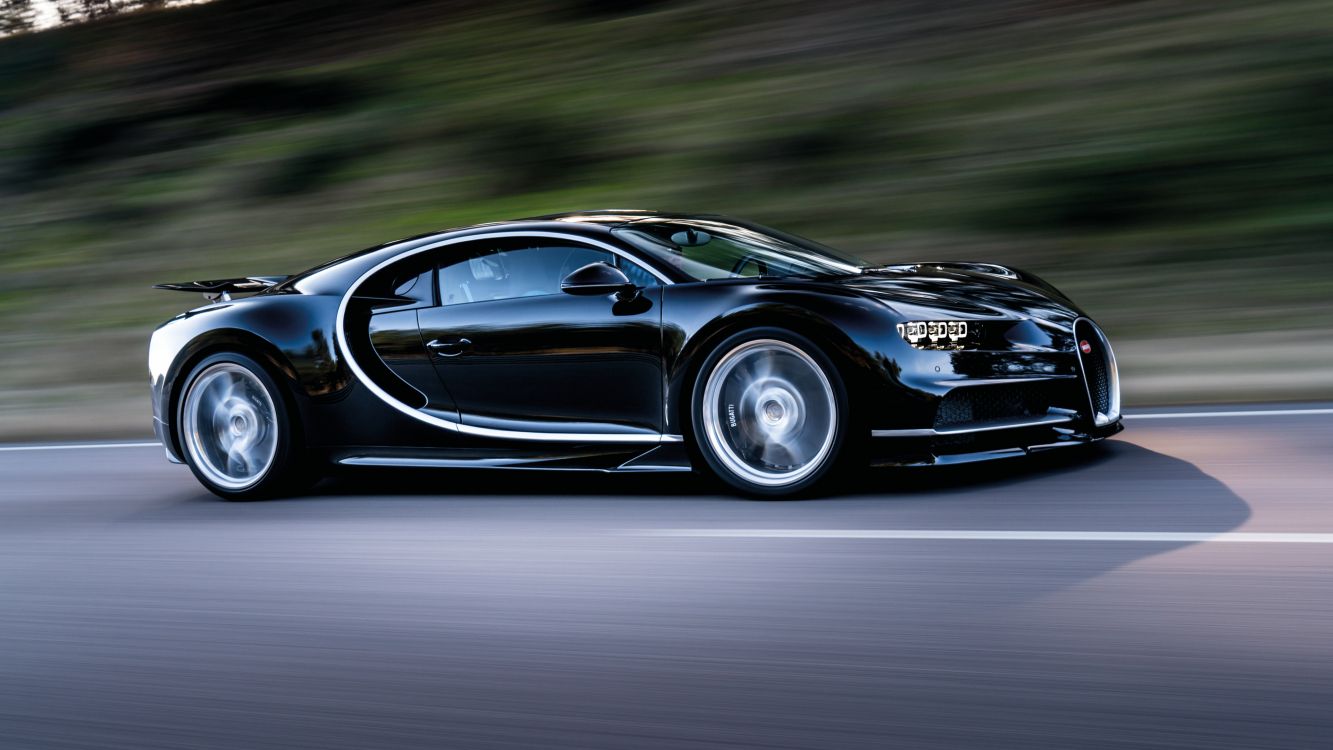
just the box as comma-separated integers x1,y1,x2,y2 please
615,257,660,289
391,268,435,307
732,257,769,277
437,243,657,306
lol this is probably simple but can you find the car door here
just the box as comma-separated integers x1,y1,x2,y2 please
416,237,665,436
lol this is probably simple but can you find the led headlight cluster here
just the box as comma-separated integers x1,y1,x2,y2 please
896,320,970,349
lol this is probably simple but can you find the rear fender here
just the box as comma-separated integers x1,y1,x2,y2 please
158,329,306,461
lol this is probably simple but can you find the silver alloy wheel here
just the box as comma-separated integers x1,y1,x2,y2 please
701,339,838,487
181,362,279,491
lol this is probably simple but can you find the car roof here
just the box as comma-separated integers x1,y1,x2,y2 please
378,210,722,252
522,209,723,224
285,210,708,294
396,210,726,247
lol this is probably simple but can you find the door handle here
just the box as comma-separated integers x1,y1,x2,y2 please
427,338,472,357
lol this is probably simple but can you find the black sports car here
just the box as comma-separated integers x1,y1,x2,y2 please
150,211,1121,499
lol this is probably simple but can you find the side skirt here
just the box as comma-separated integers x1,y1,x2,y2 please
331,442,694,473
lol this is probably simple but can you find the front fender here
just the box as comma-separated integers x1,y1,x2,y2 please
661,281,909,436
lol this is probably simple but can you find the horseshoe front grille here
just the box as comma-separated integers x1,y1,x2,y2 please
1073,319,1119,426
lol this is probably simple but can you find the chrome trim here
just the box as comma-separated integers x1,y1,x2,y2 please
1027,438,1100,451
929,448,1027,464
1030,316,1075,334
871,412,1074,438
615,445,694,472
1073,317,1121,427
931,376,1074,387
341,456,543,468
337,455,692,472
337,231,676,444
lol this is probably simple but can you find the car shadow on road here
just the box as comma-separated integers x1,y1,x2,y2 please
840,439,1253,531
291,439,1251,533
158,437,1252,613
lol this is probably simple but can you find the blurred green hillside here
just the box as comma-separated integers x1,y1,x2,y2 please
2,0,1331,438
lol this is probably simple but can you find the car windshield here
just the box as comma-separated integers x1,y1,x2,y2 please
612,218,867,281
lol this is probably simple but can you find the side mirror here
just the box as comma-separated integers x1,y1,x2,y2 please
560,262,636,298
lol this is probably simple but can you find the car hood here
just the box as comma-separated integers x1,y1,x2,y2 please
832,263,1083,329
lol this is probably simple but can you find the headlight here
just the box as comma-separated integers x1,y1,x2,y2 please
896,320,971,350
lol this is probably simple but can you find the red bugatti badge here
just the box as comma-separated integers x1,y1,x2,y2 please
1079,339,1093,354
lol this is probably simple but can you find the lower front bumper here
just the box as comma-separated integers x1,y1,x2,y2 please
868,418,1122,468
153,417,184,464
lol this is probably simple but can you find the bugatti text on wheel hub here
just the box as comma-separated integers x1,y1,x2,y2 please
701,339,838,489
149,210,1122,499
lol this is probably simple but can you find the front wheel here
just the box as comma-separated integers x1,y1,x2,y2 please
691,330,849,497
177,352,315,500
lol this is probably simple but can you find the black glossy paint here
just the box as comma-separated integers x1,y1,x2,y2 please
418,288,664,433
150,210,1121,470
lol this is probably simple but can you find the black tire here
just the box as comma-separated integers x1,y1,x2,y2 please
175,352,318,500
689,328,850,497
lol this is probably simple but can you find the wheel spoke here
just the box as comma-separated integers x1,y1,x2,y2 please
760,441,791,469
771,434,810,467
748,351,776,383
226,443,250,476
199,379,228,416
213,375,237,404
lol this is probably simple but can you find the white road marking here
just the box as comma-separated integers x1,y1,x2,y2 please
1126,408,1333,419
0,441,160,452
628,529,1333,543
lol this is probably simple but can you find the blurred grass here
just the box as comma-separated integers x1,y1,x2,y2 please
2,0,1331,438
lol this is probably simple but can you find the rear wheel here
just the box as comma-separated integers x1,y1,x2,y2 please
177,352,315,500
691,330,848,496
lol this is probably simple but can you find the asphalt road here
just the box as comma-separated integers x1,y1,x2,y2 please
2,406,1332,749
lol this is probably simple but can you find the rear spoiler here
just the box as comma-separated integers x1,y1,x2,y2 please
153,276,288,303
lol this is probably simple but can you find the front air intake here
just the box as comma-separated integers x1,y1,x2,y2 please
1073,318,1119,426
935,383,1054,428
